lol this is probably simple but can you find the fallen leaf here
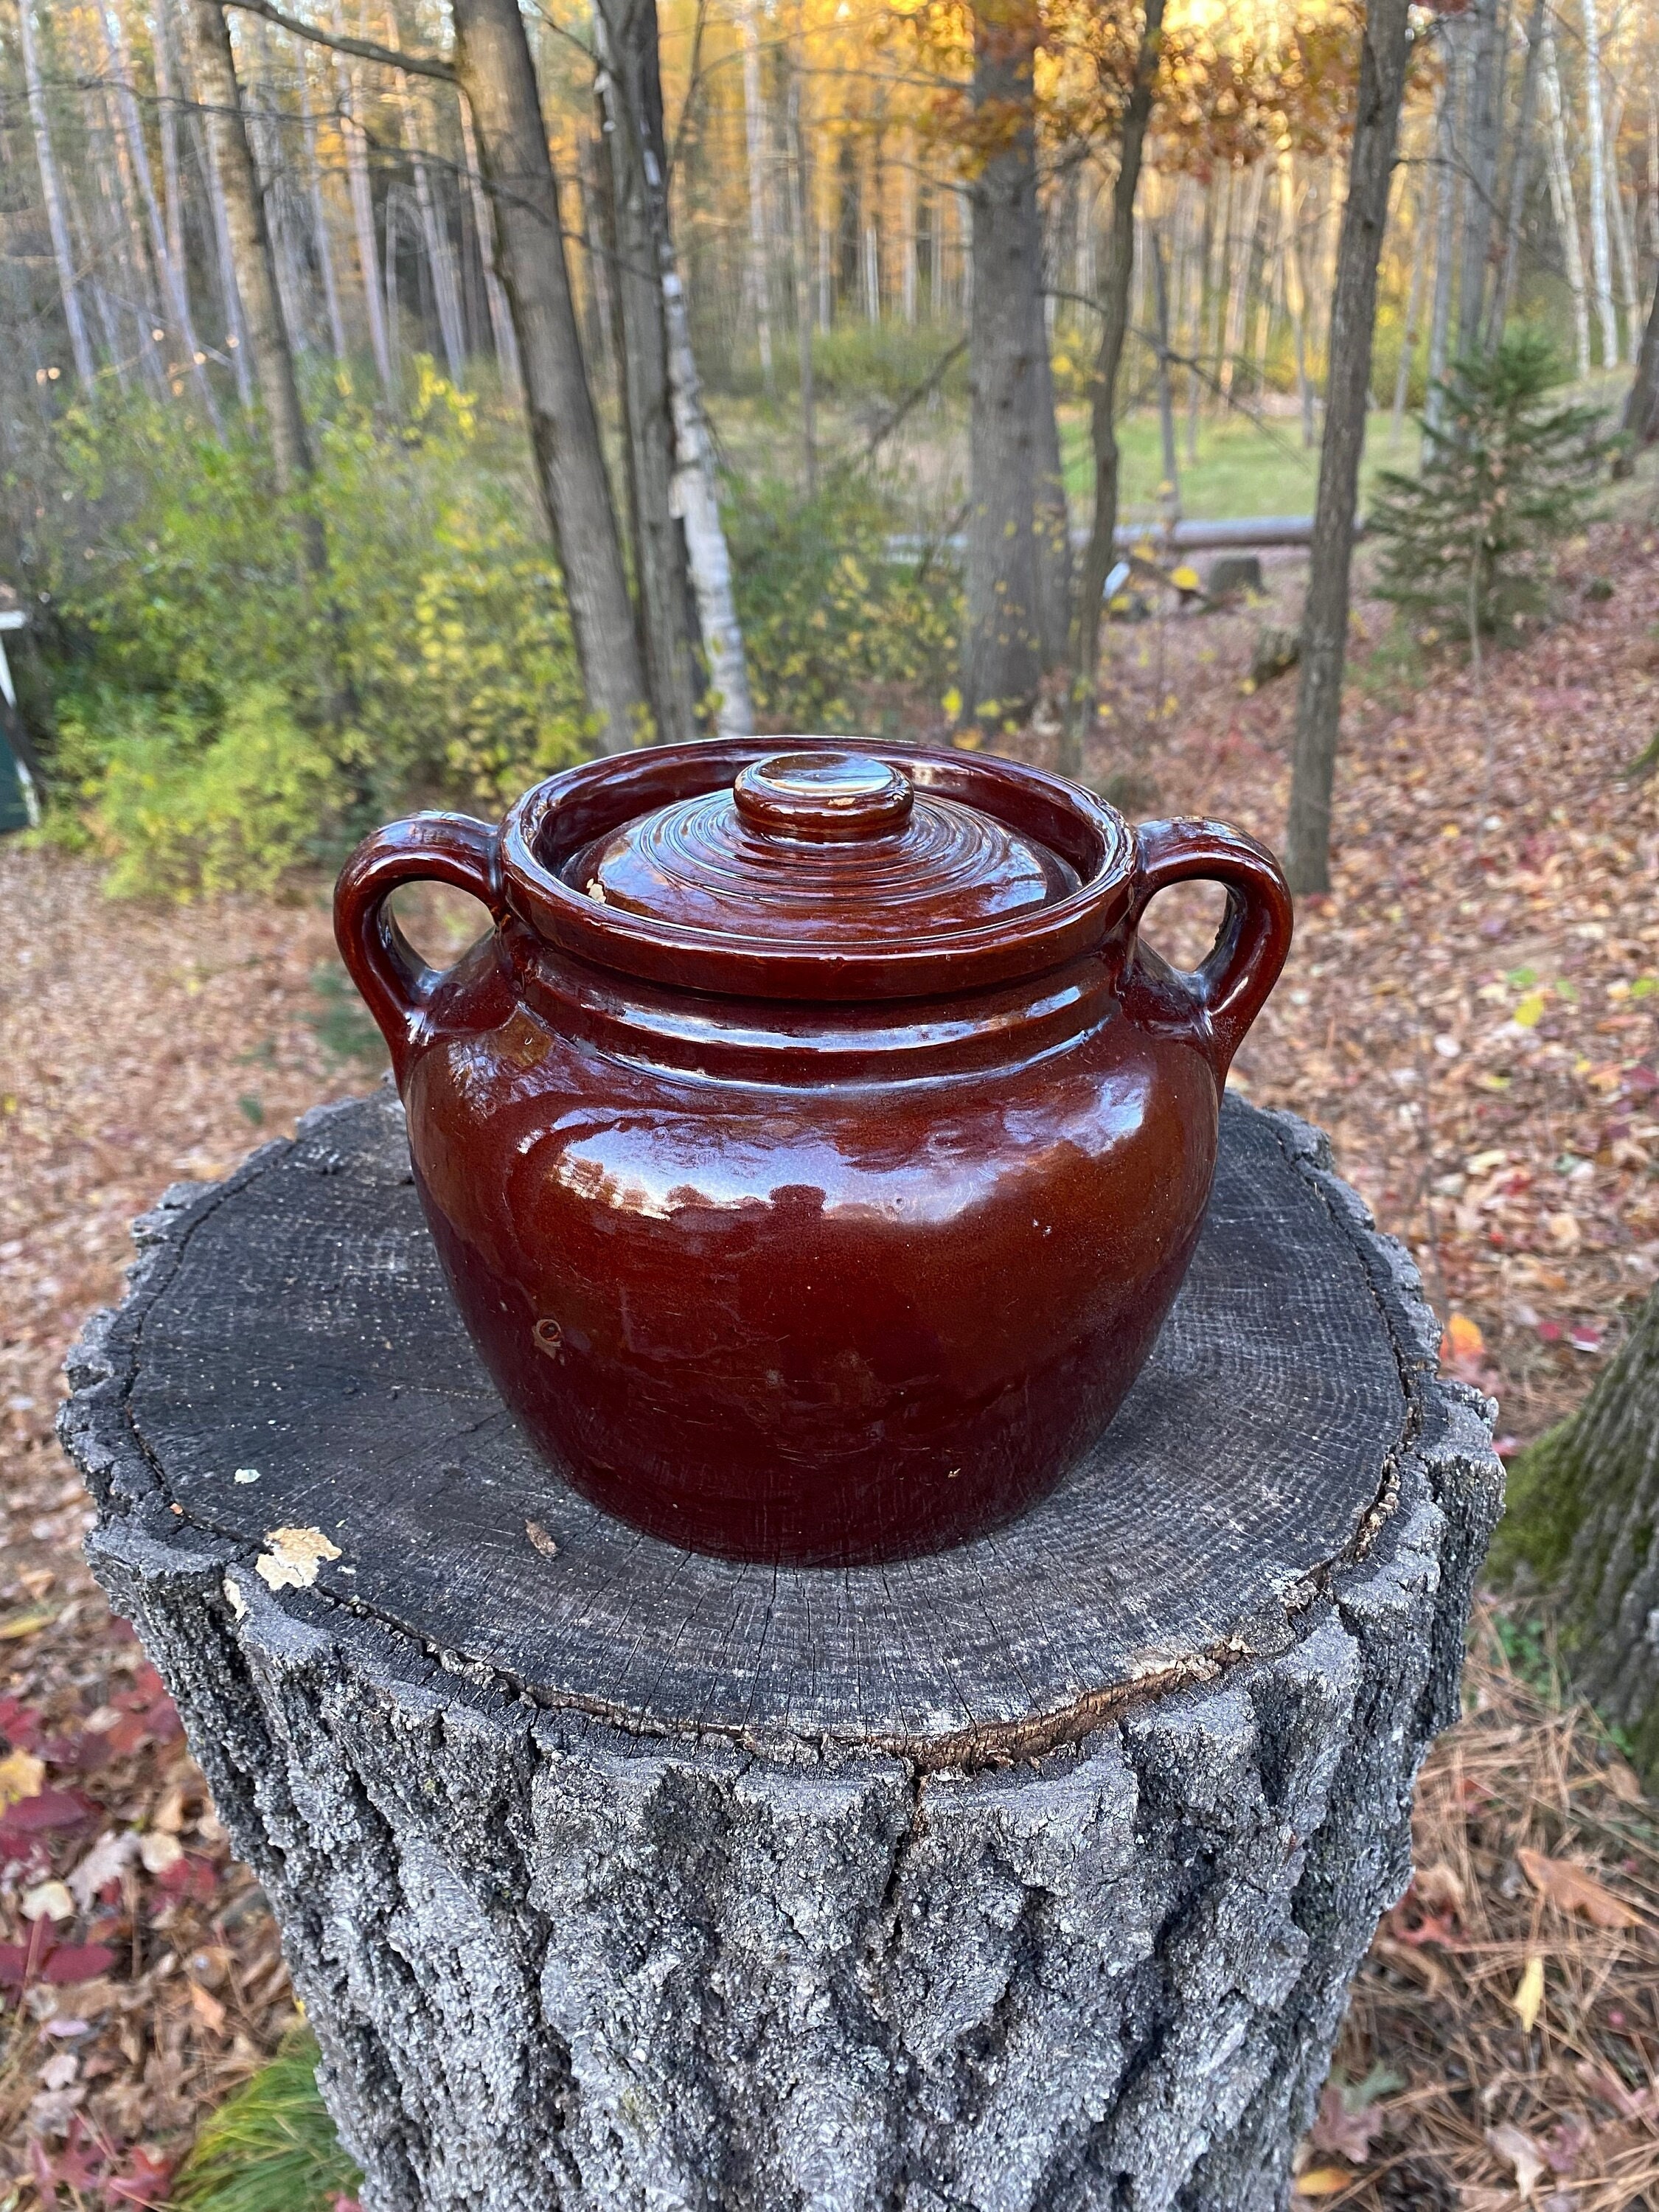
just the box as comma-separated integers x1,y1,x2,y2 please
1517,1846,1643,1929
1601,1758,1645,1805
1371,1934,1447,1994
525,1520,559,1559
1446,1312,1485,1362
254,1526,344,1592
1293,2171,1356,2199
21,1880,74,1924
1487,2122,1546,2200
67,1830,140,1911
139,1830,182,1875
1310,2082,1385,2162
0,1746,45,1806
1512,1952,1545,2031
188,1978,226,2034
1541,2113,1593,2176
0,1606,57,1641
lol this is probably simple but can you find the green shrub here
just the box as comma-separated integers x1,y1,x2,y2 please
1369,330,1613,647
727,466,959,731
32,362,591,891
56,684,338,898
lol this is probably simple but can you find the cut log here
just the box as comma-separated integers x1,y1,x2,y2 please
61,1091,1500,2212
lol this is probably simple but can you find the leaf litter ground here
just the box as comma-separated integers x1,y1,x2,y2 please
0,513,1656,2203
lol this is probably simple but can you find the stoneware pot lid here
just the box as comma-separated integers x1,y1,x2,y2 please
501,739,1136,1002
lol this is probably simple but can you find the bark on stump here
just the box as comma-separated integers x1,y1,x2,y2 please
60,1091,1501,2212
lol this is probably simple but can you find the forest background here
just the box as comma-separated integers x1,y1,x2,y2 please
1,0,1655,877
3,0,1659,2202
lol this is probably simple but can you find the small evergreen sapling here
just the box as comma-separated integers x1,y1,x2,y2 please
1369,332,1613,650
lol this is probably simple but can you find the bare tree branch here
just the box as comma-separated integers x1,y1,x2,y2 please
222,0,456,85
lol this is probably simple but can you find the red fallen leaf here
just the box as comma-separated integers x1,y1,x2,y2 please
1393,1910,1463,1948
0,1917,55,1987
154,1851,218,1905
1309,2081,1387,2163
41,1729,111,1777
1495,1436,1522,1459
46,1941,119,1983
31,2122,105,2198
1570,1324,1604,1354
1537,1320,1565,1343
104,2146,175,2206
1625,1065,1658,1097
0,1694,46,1753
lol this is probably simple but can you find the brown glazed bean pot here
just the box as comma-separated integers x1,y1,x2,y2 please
334,742,1292,1567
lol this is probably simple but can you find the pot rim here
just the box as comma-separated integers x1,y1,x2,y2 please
499,739,1136,1003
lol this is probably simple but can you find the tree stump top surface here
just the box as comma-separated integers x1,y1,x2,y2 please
84,1089,1439,1762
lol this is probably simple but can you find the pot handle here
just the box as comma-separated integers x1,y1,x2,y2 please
333,813,505,1083
1122,818,1294,1076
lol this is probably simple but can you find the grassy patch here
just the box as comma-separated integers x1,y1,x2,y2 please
170,2028,358,2212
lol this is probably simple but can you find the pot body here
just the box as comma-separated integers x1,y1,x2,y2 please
402,942,1220,1564
335,748,1293,1565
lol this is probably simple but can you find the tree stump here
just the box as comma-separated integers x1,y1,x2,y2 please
61,1090,1500,2212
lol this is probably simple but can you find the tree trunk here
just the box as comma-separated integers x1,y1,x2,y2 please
1455,0,1503,359
1392,173,1429,437
1618,265,1659,459
330,8,395,393
1492,1287,1659,1783
391,40,467,386
1543,26,1593,378
153,0,187,279
1582,0,1619,367
1060,0,1165,777
101,0,223,425
738,0,774,393
592,0,702,749
1284,0,1415,897
787,69,817,495
184,0,318,506
18,0,97,385
1606,93,1641,369
63,1091,1501,2212
1151,228,1181,525
191,102,257,406
1279,152,1315,447
1488,0,1545,349
1220,161,1265,402
459,101,521,400
299,66,349,364
449,0,650,754
961,0,1068,731
1425,36,1461,426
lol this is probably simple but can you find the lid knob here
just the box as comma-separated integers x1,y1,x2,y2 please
734,751,914,843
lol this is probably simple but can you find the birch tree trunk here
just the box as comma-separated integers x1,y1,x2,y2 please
299,66,349,362
593,0,701,748
449,0,651,753
459,102,520,399
1278,151,1315,445
1425,42,1461,425
738,0,774,392
1493,1287,1659,1784
962,0,1068,729
390,38,467,386
1606,94,1641,369
1060,0,1164,776
1582,0,1620,366
18,0,97,384
1284,0,1416,895
330,10,394,392
191,105,256,405
1220,161,1265,401
787,69,817,495
1542,27,1592,379
1489,0,1545,349
153,0,187,277
184,0,326,599
1393,175,1429,439
1455,0,1503,358
100,0,223,424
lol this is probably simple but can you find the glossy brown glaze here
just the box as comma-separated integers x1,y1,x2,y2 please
334,741,1293,1565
